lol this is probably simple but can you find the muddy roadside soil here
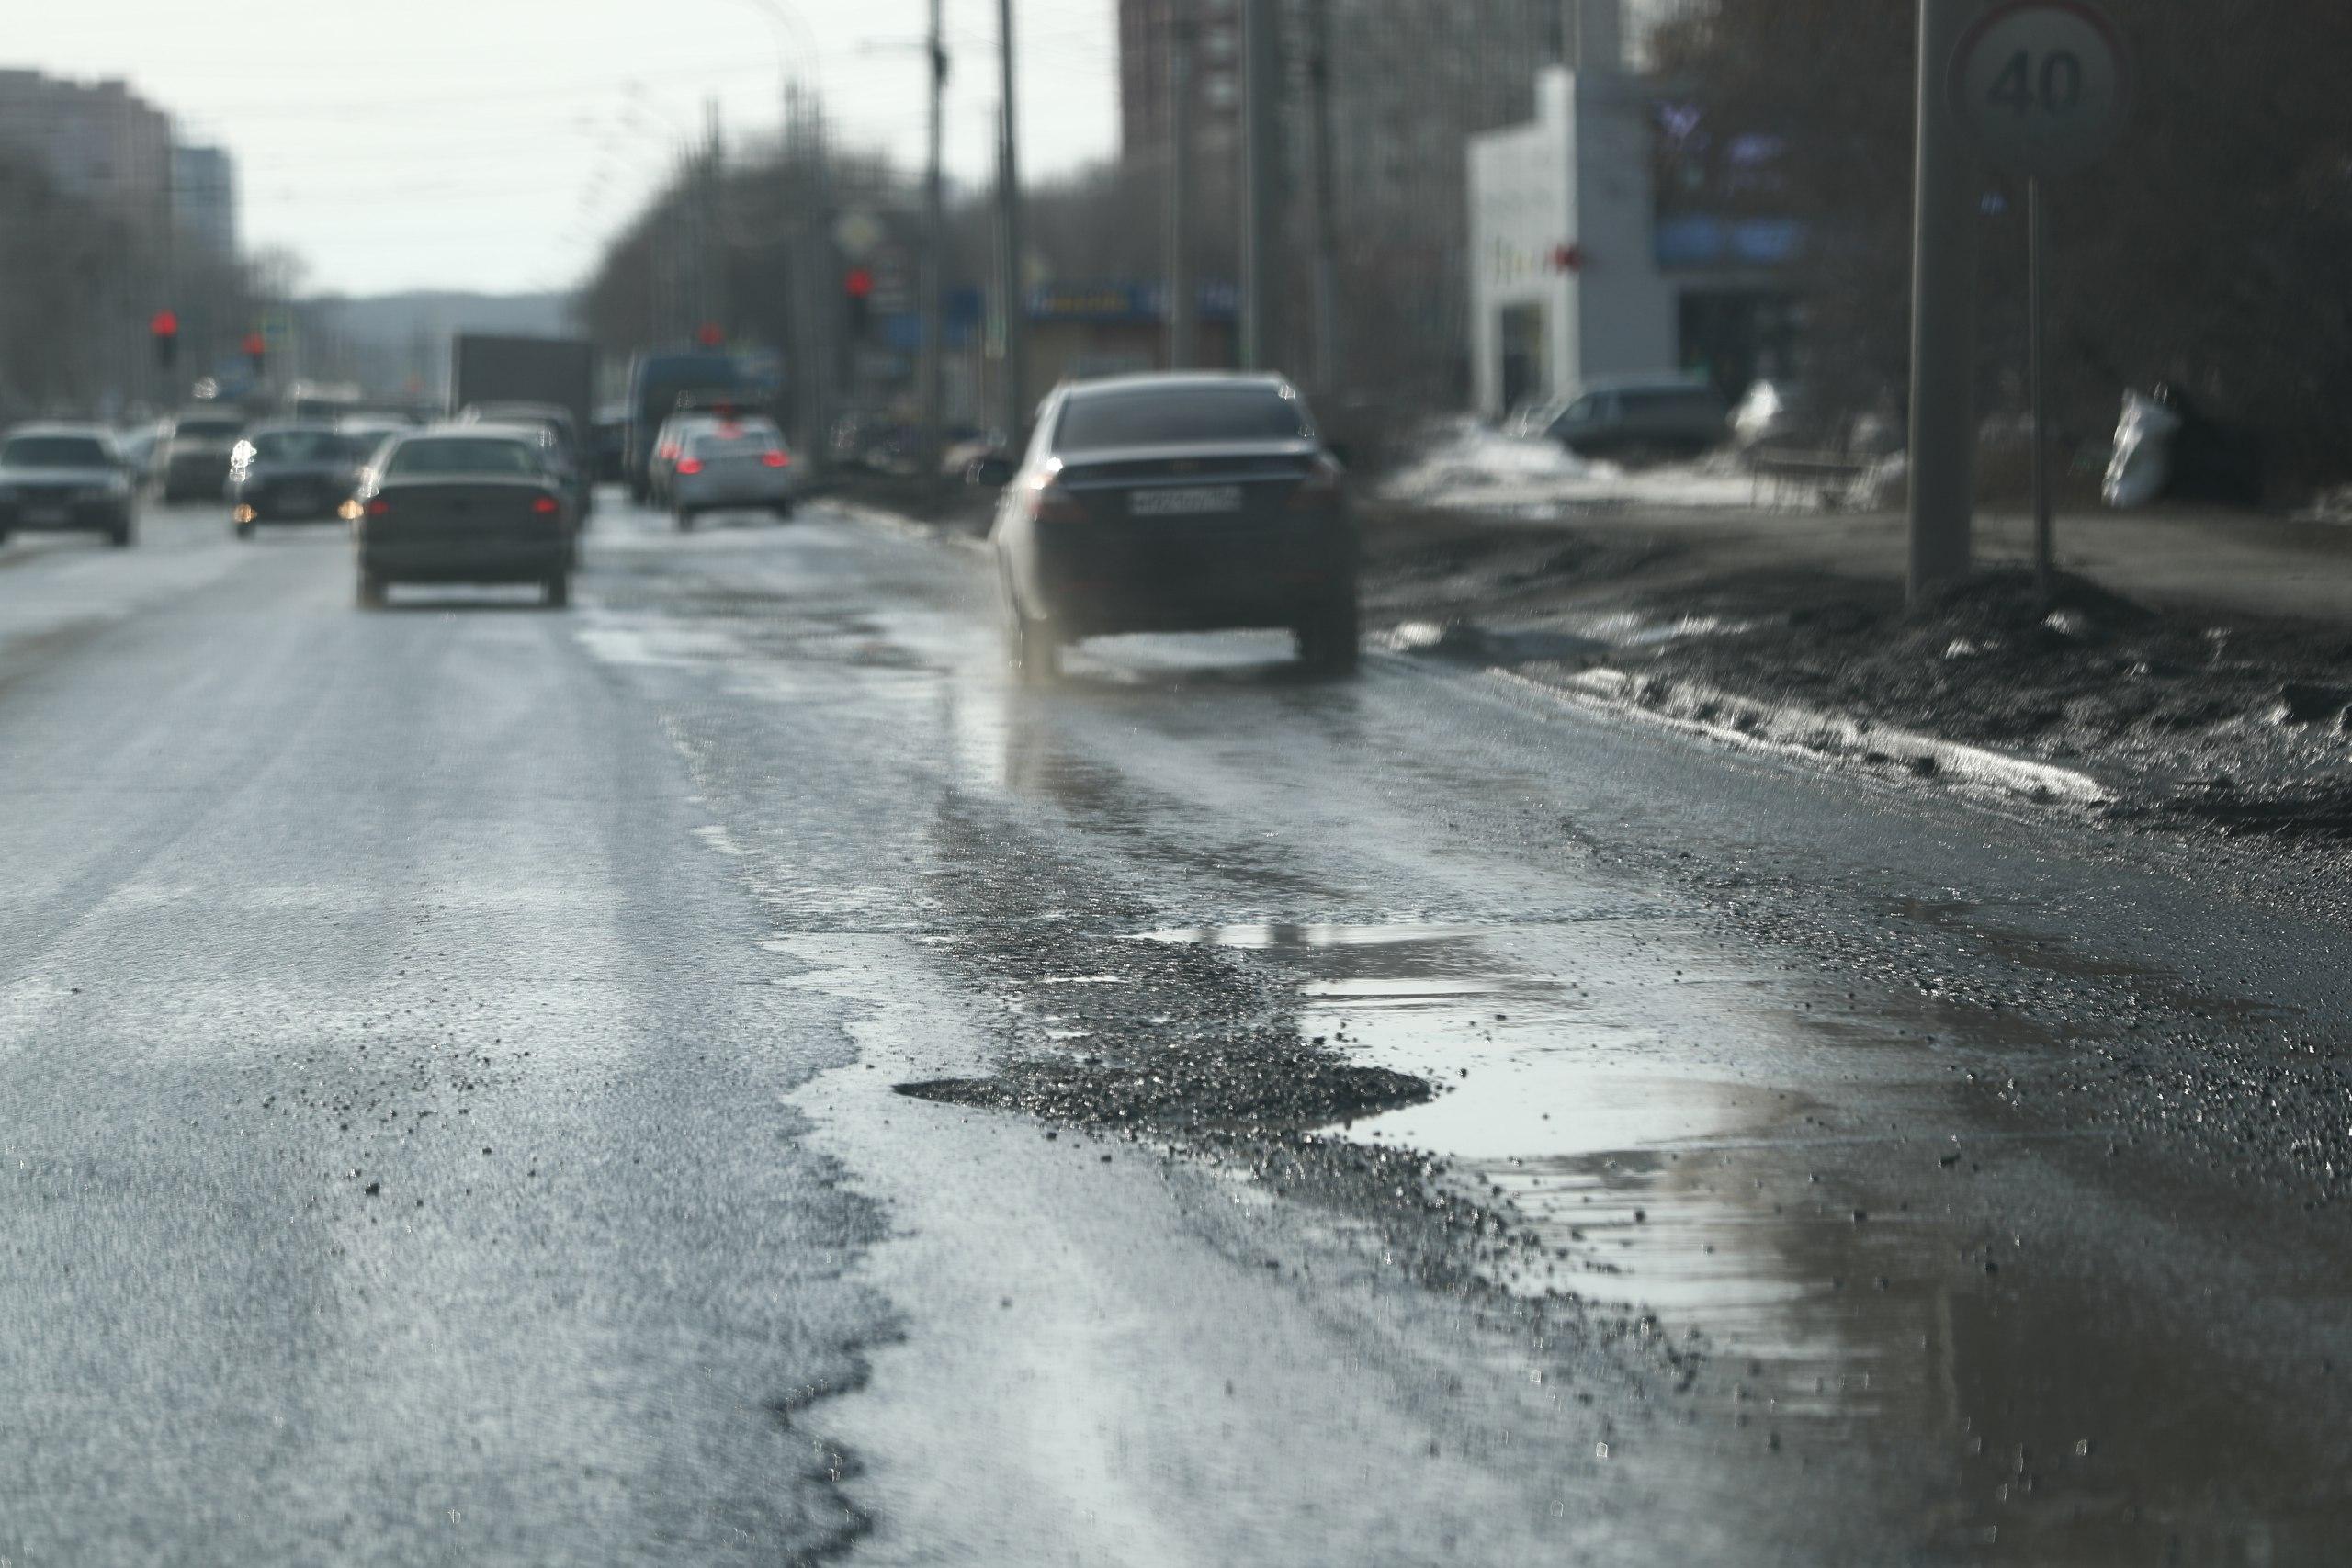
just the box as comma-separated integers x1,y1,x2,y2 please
1355,499,2352,845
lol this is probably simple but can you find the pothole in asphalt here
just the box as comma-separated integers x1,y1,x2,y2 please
1198,918,2349,1558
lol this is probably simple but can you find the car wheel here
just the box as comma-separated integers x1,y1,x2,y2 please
545,573,571,610
772,501,796,521
674,507,695,532
234,521,255,540
1297,596,1360,675
108,520,136,549
356,570,387,609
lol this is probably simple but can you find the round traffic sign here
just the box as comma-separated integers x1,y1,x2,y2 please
1950,1,2131,177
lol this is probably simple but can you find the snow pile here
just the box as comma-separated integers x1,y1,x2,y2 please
1378,416,1759,514
1379,419,1591,502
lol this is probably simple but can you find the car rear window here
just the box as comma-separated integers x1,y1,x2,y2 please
688,423,783,453
250,431,357,463
4,435,110,467
174,417,244,440
383,438,539,477
1055,386,1311,452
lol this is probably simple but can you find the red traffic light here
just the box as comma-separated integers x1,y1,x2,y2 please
695,321,724,347
150,309,179,337
242,332,266,356
843,266,875,300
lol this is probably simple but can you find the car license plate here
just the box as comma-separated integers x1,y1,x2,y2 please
24,504,66,526
1130,484,1241,517
281,489,315,511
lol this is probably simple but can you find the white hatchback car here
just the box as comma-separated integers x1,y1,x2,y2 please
671,420,797,528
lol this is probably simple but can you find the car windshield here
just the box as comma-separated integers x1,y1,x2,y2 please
383,438,538,477
3,435,109,467
249,431,356,463
1055,386,1312,451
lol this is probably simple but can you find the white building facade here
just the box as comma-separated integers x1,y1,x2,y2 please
1467,1,1802,420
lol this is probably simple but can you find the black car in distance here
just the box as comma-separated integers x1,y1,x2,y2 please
989,373,1358,682
228,424,368,536
0,423,138,547
159,408,248,502
350,426,576,609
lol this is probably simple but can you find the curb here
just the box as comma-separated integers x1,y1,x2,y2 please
1531,666,2111,807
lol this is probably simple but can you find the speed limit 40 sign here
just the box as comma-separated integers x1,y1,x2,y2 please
1950,1,2132,176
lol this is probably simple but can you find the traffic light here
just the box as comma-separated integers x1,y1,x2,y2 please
695,321,724,349
243,331,267,377
843,266,874,340
150,310,179,372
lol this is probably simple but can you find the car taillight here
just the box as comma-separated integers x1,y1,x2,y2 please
365,497,391,517
1024,476,1086,524
531,494,561,515
762,450,790,468
675,457,704,476
1286,456,1344,512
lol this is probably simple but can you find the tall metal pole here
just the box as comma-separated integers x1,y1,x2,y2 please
1905,0,1980,600
1306,0,1340,396
1166,0,1196,370
2027,175,2052,603
995,0,1029,440
704,98,726,338
921,0,948,490
1238,0,1285,371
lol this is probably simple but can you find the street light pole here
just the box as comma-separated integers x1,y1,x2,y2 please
1238,0,1285,371
1306,0,1341,396
995,0,1029,442
1167,0,1195,370
921,0,948,491
1906,0,1981,600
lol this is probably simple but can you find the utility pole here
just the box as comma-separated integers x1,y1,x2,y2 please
921,0,948,489
995,0,1029,440
1238,0,1285,372
1906,0,1980,598
1306,0,1340,396
1166,0,1196,370
704,98,727,338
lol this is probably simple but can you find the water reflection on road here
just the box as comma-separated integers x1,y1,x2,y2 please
1158,918,2346,1562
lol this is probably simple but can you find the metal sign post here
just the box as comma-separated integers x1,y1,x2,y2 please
1949,0,2132,602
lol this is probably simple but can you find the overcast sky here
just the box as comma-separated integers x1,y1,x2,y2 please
11,0,1118,296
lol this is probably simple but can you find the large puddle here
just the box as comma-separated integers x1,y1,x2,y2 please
1146,919,2352,1561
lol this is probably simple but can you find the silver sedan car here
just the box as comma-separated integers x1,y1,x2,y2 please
670,420,798,529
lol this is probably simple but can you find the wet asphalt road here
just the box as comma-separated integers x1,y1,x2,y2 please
4,494,2350,1564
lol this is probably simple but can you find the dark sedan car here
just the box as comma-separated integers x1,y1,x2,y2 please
989,373,1358,681
457,402,593,526
159,409,249,502
228,424,368,536
0,423,138,547
351,427,575,609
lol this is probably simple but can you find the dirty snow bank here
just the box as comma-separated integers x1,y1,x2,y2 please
1378,416,1762,514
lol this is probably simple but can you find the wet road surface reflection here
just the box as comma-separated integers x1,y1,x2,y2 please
1151,919,2352,1561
